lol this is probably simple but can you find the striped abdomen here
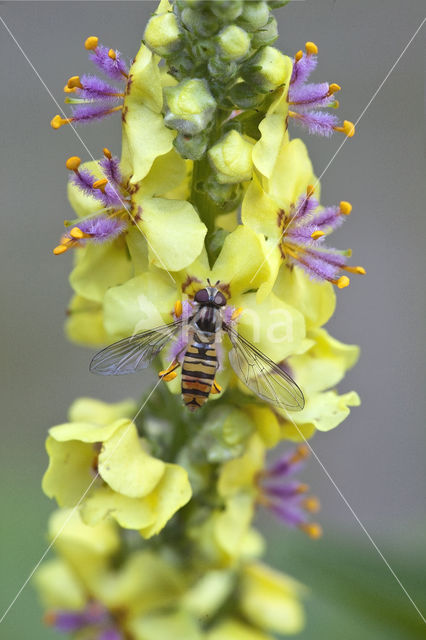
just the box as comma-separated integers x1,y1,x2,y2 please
182,340,217,412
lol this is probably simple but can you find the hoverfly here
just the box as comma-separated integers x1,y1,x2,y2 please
90,282,305,412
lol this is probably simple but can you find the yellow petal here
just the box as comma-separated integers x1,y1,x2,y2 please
139,463,192,538
245,404,281,448
183,570,234,619
42,436,94,507
92,548,184,613
218,434,264,497
69,239,132,303
65,295,108,347
267,138,315,209
274,265,336,330
282,390,361,439
33,559,86,610
241,173,281,240
137,148,187,198
211,226,280,298
215,493,255,559
129,610,202,640
98,422,165,498
48,508,119,557
48,418,124,444
81,485,156,529
103,271,176,339
207,619,274,640
68,397,137,425
135,196,207,271
123,42,168,176
289,328,360,395
232,291,306,363
240,563,305,635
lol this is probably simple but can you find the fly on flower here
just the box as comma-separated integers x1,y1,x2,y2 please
90,281,305,412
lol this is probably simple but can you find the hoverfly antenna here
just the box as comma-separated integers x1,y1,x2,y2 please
215,280,220,286
207,278,211,286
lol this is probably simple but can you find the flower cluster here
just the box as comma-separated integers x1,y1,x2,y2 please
36,1,363,638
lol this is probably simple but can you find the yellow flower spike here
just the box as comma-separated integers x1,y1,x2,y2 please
328,83,341,94
103,147,112,159
174,300,183,318
51,114,73,129
305,41,318,55
92,178,108,192
299,522,322,539
339,200,352,215
65,156,81,172
108,48,117,60
335,275,350,288
294,50,303,62
311,230,325,240
84,36,99,51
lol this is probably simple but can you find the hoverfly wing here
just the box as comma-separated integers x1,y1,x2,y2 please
90,319,184,375
224,325,305,411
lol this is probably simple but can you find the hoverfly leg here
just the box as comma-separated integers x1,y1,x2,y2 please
211,380,222,395
159,360,180,382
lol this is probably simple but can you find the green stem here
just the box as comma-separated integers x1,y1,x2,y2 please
189,113,226,267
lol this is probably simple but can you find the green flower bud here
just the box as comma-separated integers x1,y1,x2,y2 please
251,15,278,48
174,131,209,160
144,12,182,57
205,178,243,211
242,46,290,91
164,78,217,135
229,82,265,109
237,1,270,31
217,25,251,61
208,57,238,82
181,7,220,37
208,130,253,184
210,1,243,21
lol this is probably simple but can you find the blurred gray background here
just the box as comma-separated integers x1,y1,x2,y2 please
0,1,425,638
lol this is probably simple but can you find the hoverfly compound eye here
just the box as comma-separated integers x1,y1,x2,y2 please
194,288,210,304
214,291,226,307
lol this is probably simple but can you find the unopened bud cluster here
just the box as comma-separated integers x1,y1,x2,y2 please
144,0,286,176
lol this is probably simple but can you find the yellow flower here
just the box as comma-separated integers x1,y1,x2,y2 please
121,42,176,184
243,137,365,300
42,398,192,537
280,329,361,440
